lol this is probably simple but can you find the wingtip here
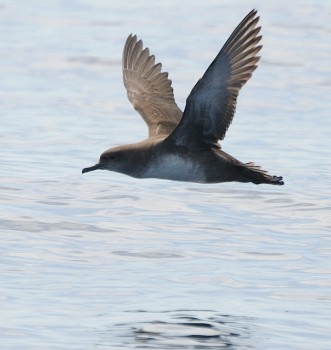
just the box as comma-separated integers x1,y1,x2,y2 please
245,9,259,22
126,33,138,44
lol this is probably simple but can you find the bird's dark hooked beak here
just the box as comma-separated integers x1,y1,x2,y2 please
82,164,101,174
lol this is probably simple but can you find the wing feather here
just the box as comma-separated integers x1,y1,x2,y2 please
167,10,262,147
122,35,182,137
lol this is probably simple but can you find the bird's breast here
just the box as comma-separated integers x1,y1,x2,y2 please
141,154,207,183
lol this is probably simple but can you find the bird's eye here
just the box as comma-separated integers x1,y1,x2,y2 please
100,154,116,163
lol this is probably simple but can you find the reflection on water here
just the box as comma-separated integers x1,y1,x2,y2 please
128,311,253,349
1,0,331,349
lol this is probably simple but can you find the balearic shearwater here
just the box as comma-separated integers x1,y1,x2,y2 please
82,10,284,185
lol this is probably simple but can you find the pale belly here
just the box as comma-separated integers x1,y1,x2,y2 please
141,154,207,183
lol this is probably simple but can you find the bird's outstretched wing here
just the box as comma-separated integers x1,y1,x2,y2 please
122,34,183,137
166,10,262,147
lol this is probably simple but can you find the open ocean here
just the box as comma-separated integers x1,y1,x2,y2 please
1,0,330,349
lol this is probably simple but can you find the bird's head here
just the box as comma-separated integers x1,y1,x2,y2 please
82,146,127,175
82,145,141,177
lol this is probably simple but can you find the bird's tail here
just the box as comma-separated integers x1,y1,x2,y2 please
239,162,284,185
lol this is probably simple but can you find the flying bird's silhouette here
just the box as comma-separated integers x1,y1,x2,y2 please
83,10,284,186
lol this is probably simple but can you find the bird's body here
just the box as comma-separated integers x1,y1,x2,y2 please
83,10,284,186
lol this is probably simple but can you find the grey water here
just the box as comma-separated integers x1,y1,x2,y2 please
1,0,331,349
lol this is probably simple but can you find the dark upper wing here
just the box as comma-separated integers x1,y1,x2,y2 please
122,34,182,138
166,10,262,147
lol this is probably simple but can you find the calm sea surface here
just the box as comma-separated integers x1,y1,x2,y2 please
1,0,331,349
